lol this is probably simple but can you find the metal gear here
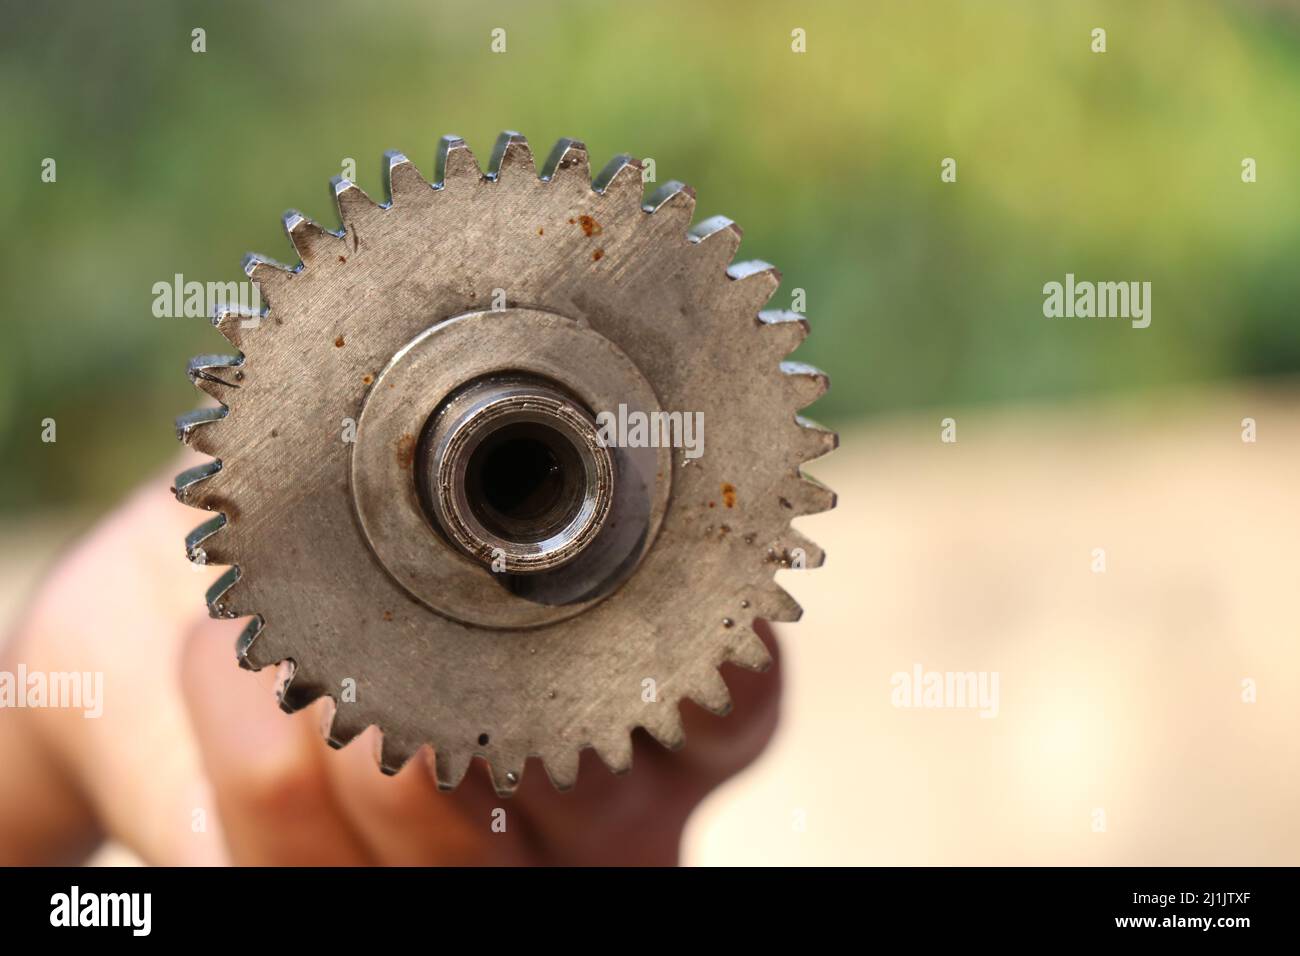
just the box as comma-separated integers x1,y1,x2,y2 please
175,132,836,796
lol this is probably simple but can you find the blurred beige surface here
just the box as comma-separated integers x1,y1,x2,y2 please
686,384,1299,865
3,385,1296,866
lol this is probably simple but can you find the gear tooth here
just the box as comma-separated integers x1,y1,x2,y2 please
382,149,430,204
432,748,471,791
235,615,271,671
184,514,228,566
330,176,377,229
758,309,810,356
758,583,804,622
688,668,733,716
378,732,419,775
727,259,783,311
204,566,245,619
172,459,222,508
779,360,830,409
539,137,590,185
786,472,837,516
487,130,535,181
643,179,696,222
540,748,580,791
688,214,743,264
592,153,644,202
175,406,227,451
187,353,244,403
281,209,340,264
777,528,825,570
725,627,774,672
486,758,525,797
689,214,741,242
241,252,295,304
274,659,326,714
794,414,839,462
323,704,368,749
592,732,634,774
211,303,263,347
434,134,483,185
641,705,686,751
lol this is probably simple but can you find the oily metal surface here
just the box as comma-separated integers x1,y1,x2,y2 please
176,132,837,795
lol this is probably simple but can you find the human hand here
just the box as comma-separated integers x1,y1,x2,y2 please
1,460,781,865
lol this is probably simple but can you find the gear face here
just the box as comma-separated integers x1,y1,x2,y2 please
176,132,836,795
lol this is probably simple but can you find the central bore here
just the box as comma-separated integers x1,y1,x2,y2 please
466,421,585,544
419,375,614,574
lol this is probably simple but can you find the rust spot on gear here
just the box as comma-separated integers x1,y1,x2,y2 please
334,335,345,347
578,215,602,237
397,433,416,469
592,249,604,261
721,482,737,508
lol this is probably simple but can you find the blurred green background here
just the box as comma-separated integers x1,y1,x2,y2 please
1,0,1297,512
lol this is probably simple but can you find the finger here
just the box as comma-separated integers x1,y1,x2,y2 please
179,615,372,865
0,701,100,864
